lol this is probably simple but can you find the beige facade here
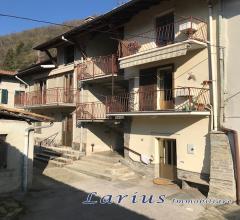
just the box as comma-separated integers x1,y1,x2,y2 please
0,120,34,194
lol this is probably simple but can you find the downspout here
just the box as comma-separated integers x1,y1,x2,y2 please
208,0,218,131
217,0,240,205
23,122,54,192
79,57,84,153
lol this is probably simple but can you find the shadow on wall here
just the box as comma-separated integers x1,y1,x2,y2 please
86,122,124,153
0,140,33,195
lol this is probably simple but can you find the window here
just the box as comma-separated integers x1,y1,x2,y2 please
0,89,8,104
0,134,7,169
64,45,75,64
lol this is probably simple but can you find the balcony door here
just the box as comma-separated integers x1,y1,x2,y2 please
62,114,73,147
158,138,177,181
40,81,47,104
157,66,174,110
139,67,157,111
64,73,74,103
156,12,174,46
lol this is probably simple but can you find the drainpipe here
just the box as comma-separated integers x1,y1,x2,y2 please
79,57,84,153
40,65,56,69
208,0,218,131
15,75,29,88
61,36,74,45
23,122,53,192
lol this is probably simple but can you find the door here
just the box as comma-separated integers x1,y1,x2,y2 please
157,66,174,110
156,12,174,46
40,81,46,104
64,73,74,103
62,115,73,147
139,67,157,111
159,139,177,180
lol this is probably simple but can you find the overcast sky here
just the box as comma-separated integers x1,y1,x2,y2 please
0,0,120,35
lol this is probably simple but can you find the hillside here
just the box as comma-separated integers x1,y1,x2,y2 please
0,20,84,71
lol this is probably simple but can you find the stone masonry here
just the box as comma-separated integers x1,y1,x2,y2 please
208,131,237,201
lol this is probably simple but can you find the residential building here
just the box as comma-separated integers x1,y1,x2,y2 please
0,69,25,108
0,106,53,194
14,0,239,201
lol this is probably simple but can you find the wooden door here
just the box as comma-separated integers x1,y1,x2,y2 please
159,139,177,180
156,12,174,46
139,67,157,111
157,67,174,110
64,73,74,103
40,81,46,104
62,115,73,147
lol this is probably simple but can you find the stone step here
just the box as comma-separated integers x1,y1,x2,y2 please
39,146,81,156
81,156,121,167
73,159,129,176
65,164,113,181
89,152,122,163
53,157,72,164
34,156,66,168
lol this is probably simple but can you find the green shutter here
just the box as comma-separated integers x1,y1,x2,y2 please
1,89,8,104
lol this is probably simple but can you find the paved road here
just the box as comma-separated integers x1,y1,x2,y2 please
17,167,221,220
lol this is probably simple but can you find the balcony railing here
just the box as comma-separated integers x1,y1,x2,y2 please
118,16,208,57
76,54,118,81
76,102,107,120
106,87,210,113
14,87,79,107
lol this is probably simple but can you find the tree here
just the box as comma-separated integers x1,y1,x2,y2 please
2,48,15,70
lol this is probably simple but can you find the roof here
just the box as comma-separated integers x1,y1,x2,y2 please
17,59,55,76
34,0,161,51
0,105,54,122
0,69,16,76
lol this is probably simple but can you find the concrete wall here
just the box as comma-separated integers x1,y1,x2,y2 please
221,0,240,132
0,76,25,107
125,116,210,184
0,120,34,194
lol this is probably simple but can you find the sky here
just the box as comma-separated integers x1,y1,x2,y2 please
0,0,120,36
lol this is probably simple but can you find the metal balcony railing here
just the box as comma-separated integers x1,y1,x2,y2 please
118,16,208,57
76,54,118,81
106,87,210,113
76,102,107,120
14,87,79,107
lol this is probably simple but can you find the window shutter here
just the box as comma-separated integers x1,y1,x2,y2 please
1,89,8,104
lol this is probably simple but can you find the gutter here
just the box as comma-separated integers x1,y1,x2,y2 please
23,122,53,192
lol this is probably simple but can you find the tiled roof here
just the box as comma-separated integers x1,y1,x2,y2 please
0,69,17,76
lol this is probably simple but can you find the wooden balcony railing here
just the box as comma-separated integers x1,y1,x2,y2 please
76,102,107,120
118,16,208,57
106,87,210,113
14,87,79,107
76,54,118,81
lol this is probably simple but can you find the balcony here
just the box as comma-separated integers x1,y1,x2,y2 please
14,87,79,109
76,102,107,121
106,87,211,116
76,54,118,82
118,17,208,68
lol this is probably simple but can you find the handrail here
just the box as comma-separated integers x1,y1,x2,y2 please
119,16,208,57
39,132,59,147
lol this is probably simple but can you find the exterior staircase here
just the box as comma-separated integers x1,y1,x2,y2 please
34,145,85,168
65,151,144,181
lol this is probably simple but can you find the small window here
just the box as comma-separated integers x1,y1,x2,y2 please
64,45,75,64
0,134,7,169
0,89,8,104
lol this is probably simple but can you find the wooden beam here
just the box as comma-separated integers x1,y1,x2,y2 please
44,50,57,66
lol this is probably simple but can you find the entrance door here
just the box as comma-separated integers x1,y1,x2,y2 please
157,66,174,110
62,115,73,147
139,67,157,111
64,73,74,103
159,139,177,180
